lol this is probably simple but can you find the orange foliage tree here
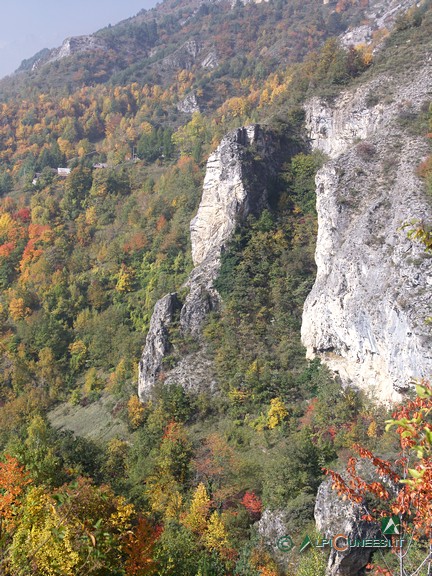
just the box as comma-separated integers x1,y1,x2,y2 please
241,491,262,516
0,455,32,534
326,381,432,576
124,516,163,576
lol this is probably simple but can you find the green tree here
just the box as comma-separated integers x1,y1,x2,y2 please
9,416,64,486
61,166,92,218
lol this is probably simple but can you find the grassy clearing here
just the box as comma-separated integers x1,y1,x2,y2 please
48,393,129,442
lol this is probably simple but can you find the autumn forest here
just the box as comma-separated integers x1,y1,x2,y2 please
0,0,431,574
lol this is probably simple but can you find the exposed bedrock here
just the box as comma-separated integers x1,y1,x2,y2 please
302,63,432,401
138,124,282,400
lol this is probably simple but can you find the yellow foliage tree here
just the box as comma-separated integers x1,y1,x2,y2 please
8,479,135,576
36,347,63,395
107,358,128,393
9,297,31,321
116,263,135,293
139,120,153,135
69,340,87,372
172,112,208,156
103,438,129,481
82,367,103,396
355,43,374,66
266,397,288,429
0,212,14,241
182,482,211,533
219,96,250,119
146,474,183,521
85,205,97,226
203,511,229,554
127,395,145,429
9,486,80,576
367,420,377,438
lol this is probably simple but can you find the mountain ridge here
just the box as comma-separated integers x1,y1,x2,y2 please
2,0,414,101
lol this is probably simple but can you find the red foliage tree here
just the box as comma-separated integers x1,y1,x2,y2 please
124,516,163,576
0,455,32,533
241,491,262,515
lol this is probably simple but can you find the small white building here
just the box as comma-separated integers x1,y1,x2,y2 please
57,167,71,177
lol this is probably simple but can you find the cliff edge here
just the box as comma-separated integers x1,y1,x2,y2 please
302,63,432,401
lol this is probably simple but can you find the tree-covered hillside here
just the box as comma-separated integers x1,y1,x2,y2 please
2,0,370,98
0,0,431,573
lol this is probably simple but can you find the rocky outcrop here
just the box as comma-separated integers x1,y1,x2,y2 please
257,509,291,563
238,0,270,5
51,36,108,62
340,0,418,48
25,35,109,72
138,125,281,401
177,91,201,114
305,94,383,159
161,40,217,71
315,479,381,576
304,67,431,159
191,125,272,266
179,256,221,337
138,294,180,398
302,63,432,401
201,50,218,69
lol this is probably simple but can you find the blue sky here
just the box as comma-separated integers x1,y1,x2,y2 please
0,0,159,79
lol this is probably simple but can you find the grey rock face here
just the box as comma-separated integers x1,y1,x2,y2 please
28,35,108,71
162,348,218,394
201,50,218,70
161,40,217,71
191,125,274,266
305,94,384,159
302,63,432,402
138,293,179,400
49,36,108,63
257,509,290,561
305,68,431,159
177,92,201,114
340,0,418,48
161,40,203,70
315,480,381,576
138,125,279,401
179,257,221,338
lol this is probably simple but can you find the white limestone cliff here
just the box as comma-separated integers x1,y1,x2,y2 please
177,91,201,114
301,62,432,402
314,478,381,576
190,125,269,266
161,40,217,71
49,36,108,64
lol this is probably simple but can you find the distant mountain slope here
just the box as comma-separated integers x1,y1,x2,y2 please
0,0,419,102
